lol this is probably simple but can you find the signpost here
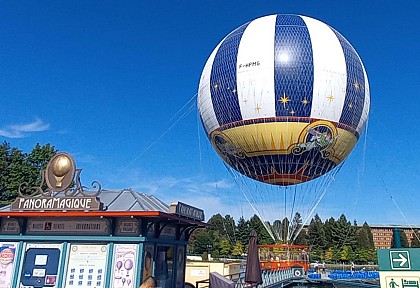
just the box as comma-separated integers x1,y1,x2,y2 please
377,248,420,288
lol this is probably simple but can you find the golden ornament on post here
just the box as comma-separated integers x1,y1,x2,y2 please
45,152,76,191
51,154,72,187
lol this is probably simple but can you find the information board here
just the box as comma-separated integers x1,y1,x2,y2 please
111,244,137,288
20,243,63,288
64,244,108,288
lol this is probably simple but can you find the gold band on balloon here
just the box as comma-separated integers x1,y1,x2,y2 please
211,120,358,164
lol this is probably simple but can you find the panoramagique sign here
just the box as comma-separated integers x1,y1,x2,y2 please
11,196,101,211
10,152,104,212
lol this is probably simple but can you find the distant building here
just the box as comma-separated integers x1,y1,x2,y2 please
369,224,420,249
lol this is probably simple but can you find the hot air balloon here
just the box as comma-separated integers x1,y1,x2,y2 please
198,14,370,242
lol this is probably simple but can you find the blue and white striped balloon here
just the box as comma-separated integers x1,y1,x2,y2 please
198,14,370,186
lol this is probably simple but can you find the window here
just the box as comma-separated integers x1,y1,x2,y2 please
155,245,174,288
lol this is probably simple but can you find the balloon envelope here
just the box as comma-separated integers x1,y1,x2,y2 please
198,14,370,186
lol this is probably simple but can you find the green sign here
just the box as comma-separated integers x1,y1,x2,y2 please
378,249,420,271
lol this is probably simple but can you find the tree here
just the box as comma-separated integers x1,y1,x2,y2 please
26,143,56,189
219,238,231,257
189,229,212,255
400,230,409,248
411,230,420,248
339,245,352,262
272,219,282,242
236,216,250,247
307,214,326,249
391,229,410,248
289,212,307,245
223,214,236,245
4,147,28,200
331,214,357,250
324,247,337,262
307,214,327,261
231,241,244,257
0,142,11,203
249,215,273,244
281,217,290,243
324,217,335,249
355,222,376,263
0,142,57,204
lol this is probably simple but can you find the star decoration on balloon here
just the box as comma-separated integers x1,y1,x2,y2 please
353,81,360,90
327,95,335,102
279,92,290,108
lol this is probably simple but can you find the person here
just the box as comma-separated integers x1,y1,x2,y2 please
351,261,355,274
322,261,326,273
314,261,319,273
140,276,157,288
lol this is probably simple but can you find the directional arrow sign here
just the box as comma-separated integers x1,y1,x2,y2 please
390,251,410,270
378,248,420,271
392,252,408,268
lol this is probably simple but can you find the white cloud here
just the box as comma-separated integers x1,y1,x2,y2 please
0,118,50,138
0,129,24,138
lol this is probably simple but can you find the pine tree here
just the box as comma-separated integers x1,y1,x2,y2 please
331,214,357,249
0,142,11,203
307,214,326,249
249,214,273,244
281,217,290,243
272,219,282,242
324,217,335,249
0,142,56,204
223,214,236,245
411,230,420,248
400,230,409,248
236,216,250,248
290,212,304,244
391,229,410,248
307,214,326,261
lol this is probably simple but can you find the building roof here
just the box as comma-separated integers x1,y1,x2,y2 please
0,188,169,212
0,189,206,226
97,188,170,212
368,224,420,229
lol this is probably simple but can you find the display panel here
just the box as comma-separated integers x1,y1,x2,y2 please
142,245,154,282
64,244,108,288
0,242,19,288
20,243,62,288
111,244,137,288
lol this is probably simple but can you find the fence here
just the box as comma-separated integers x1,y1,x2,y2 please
195,267,295,288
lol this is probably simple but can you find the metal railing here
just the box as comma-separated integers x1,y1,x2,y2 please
195,268,295,288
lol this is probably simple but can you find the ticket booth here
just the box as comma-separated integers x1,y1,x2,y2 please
0,153,206,288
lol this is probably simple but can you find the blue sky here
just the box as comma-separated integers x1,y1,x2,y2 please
0,1,419,226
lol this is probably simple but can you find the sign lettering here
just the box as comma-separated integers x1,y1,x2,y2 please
26,218,110,235
11,197,101,211
169,202,204,221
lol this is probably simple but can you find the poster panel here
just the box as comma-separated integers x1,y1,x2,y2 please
175,246,186,288
142,245,154,282
64,244,108,288
20,243,62,288
0,242,18,288
111,244,137,288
